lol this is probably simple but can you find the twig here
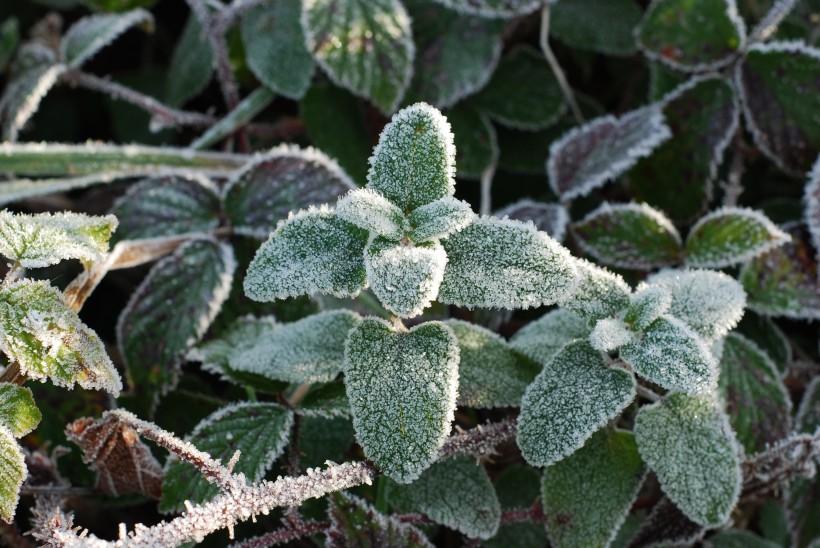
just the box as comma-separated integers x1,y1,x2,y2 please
741,431,820,498
479,153,498,217
438,417,517,460
636,384,661,403
539,5,584,125
190,87,276,150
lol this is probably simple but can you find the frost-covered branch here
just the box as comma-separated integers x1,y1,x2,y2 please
228,520,328,548
741,431,820,497
438,417,517,459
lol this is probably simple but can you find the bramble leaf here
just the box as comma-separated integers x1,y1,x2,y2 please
446,103,499,180
343,318,459,483
407,196,475,243
0,280,121,395
298,415,354,468
0,45,64,141
558,258,631,322
327,492,433,548
302,0,414,114
61,8,152,68
244,207,369,301
685,207,790,268
495,199,568,241
160,402,293,513
624,284,672,331
589,318,633,352
517,341,636,467
335,189,403,241
429,0,546,18
0,384,40,438
296,382,350,418
551,0,641,56
165,14,213,107
439,217,577,309
541,429,646,548
0,426,25,523
627,496,704,548
509,308,590,365
634,393,741,527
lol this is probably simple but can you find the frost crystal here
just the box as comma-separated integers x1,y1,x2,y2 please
559,258,631,321
589,318,633,352
0,425,25,523
509,308,591,365
407,196,476,244
336,188,405,241
60,9,153,68
624,284,672,331
0,384,40,438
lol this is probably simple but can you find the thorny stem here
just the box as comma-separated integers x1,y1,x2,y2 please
227,520,329,548
539,5,584,125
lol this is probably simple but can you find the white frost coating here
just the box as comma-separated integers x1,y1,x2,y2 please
188,316,278,380
685,206,791,268
795,375,820,433
589,318,633,352
0,425,26,523
336,188,405,241
1,62,66,143
494,199,569,242
509,308,591,365
408,196,476,244
625,284,672,331
430,0,549,19
365,237,448,318
644,269,746,343
804,157,820,262
559,258,631,321
547,106,671,201
60,9,153,68
0,210,117,268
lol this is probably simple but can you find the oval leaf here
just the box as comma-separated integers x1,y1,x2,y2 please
0,384,40,438
165,14,213,107
0,45,64,141
429,0,544,18
558,258,631,322
495,199,568,242
0,426,25,523
447,103,499,181
336,188,405,241
407,196,476,243
509,308,590,365
61,8,153,68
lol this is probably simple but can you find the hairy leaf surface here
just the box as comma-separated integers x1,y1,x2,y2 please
297,382,351,419
509,308,590,365
0,426,25,523
61,8,152,68
337,188,405,241
589,317,633,352
407,196,475,243
624,284,672,331
0,384,40,438
0,45,64,141
327,492,433,547
558,258,631,321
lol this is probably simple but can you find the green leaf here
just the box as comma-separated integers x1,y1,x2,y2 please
429,0,545,19
326,492,433,547
302,0,414,114
736,42,820,174
407,196,476,243
573,202,682,269
404,0,504,108
298,415,354,468
637,0,745,71
165,14,213,107
0,18,19,72
517,341,636,467
0,384,40,438
244,207,369,301
548,106,671,201
343,318,459,483
589,317,634,352
558,259,631,322
621,315,718,395
0,426,25,523
60,8,153,68
787,377,820,547
485,466,548,548
472,46,565,130
230,310,360,384
0,45,64,141
444,319,539,408
708,529,781,548
509,308,590,365
686,207,791,268
0,210,117,268
296,382,351,418
634,392,741,527
736,312,791,374
0,280,122,395
160,402,293,513
495,199,568,241
719,333,791,455
439,217,578,309
446,103,498,180
336,188,405,241
796,375,820,435
648,60,689,101
624,284,672,331
118,238,235,413
367,103,456,211
190,87,276,151
110,174,221,241
224,146,356,239
387,455,501,539
541,429,646,548
551,0,642,56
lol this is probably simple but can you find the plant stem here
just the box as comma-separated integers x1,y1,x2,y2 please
190,87,276,150
539,4,584,125
479,153,498,217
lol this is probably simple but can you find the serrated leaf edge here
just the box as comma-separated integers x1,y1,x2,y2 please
61,8,154,69
494,198,569,242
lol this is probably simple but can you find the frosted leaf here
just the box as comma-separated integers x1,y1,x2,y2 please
444,319,539,409
718,333,792,454
244,207,369,301
572,202,683,269
624,284,672,331
686,207,791,268
343,318,459,483
620,315,718,395
807,158,820,261
0,19,18,71
118,238,235,413
0,383,40,438
439,216,578,310
301,0,414,114
336,188,405,241
165,14,213,107
786,474,820,548
708,529,782,548
61,8,153,68
367,103,455,211
736,312,791,374
509,308,591,365
230,310,360,384
326,491,433,548
589,317,633,352
160,402,294,513
517,341,636,467
487,466,549,547
296,382,350,418
541,429,646,548
0,426,25,523
558,258,631,322
0,210,117,268
429,0,547,18
634,392,742,527
495,199,568,242
407,196,476,243
796,375,820,435
223,145,356,239
298,415,354,468
0,280,122,395
365,237,447,318
550,0,642,56
386,455,501,539
645,269,746,342
110,174,221,241
547,106,671,201
241,0,315,100
447,103,499,180
627,496,704,548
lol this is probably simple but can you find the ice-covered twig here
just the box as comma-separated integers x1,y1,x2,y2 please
741,431,820,497
438,417,517,459
228,520,328,548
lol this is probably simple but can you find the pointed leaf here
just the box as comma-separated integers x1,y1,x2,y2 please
336,188,405,241
160,402,293,512
439,216,578,309
387,455,501,539
223,146,356,239
61,8,153,68
573,202,682,269
509,308,590,365
624,284,672,331
686,207,791,268
620,315,718,395
444,319,539,408
118,238,235,412
548,106,671,201
0,280,122,395
495,199,568,242
0,384,40,438
718,333,792,454
551,0,642,56
244,207,369,301
165,14,213,107
429,0,545,18
541,429,646,548
327,492,433,548
0,426,25,523
634,393,741,527
517,341,636,467
302,0,414,114
447,103,498,180
589,317,634,352
407,196,476,243
343,318,459,483
558,258,631,322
